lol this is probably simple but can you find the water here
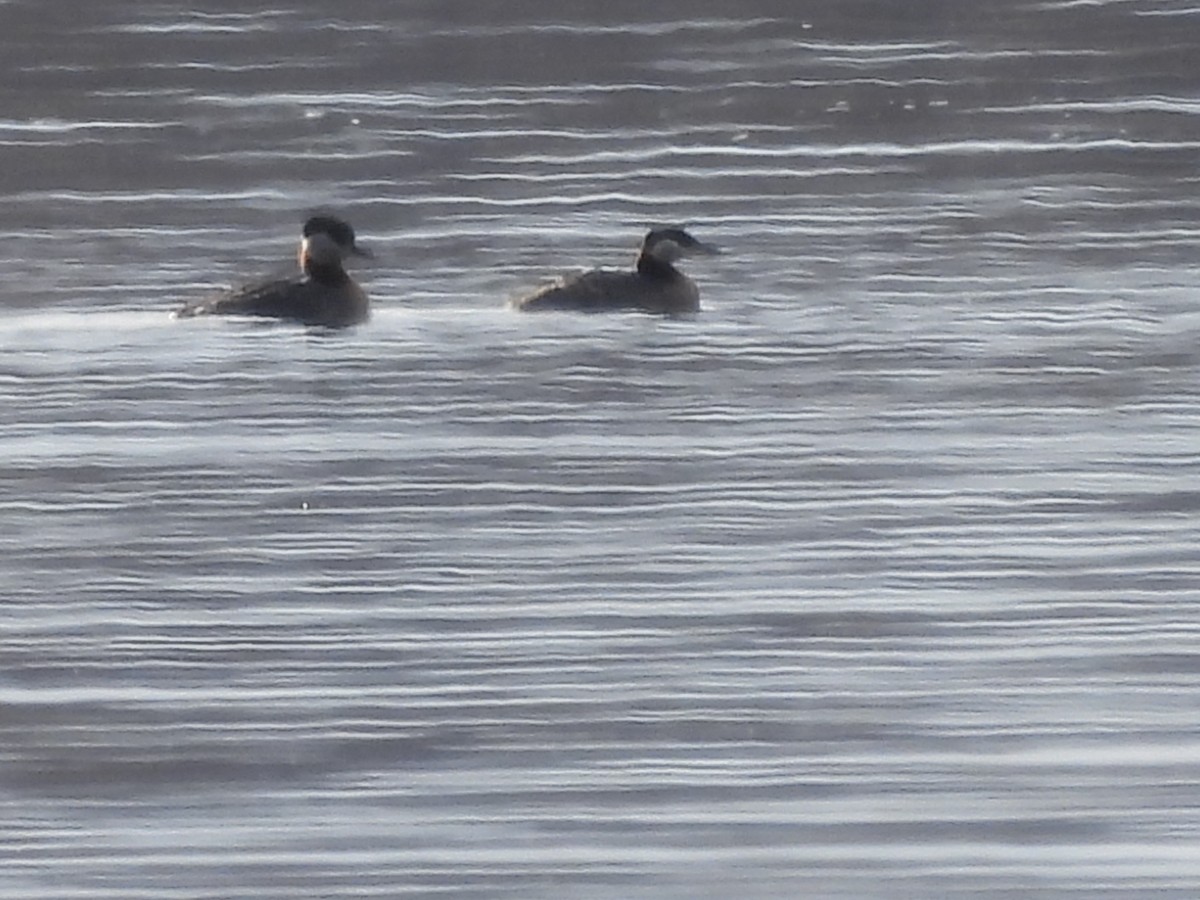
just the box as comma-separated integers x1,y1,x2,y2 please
3,2,1200,897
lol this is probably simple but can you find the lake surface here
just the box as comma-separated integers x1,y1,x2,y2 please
3,1,1200,897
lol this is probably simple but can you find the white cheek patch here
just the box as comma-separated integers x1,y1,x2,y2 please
302,233,342,266
652,238,683,262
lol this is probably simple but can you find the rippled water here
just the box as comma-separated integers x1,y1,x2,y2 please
4,2,1200,897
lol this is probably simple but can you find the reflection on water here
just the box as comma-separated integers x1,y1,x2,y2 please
3,1,1200,897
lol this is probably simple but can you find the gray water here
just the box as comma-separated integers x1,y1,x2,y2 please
3,2,1200,897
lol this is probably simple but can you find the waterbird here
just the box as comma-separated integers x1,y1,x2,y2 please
510,227,720,315
174,214,371,327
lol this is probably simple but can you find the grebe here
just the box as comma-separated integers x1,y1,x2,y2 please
511,227,719,315
175,215,371,327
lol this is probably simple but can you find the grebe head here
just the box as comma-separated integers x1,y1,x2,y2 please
641,227,720,264
297,214,372,276
302,214,373,259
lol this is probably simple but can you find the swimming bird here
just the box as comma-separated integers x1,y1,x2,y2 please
510,227,720,315
175,215,372,327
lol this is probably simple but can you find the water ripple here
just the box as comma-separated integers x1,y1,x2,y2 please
3,2,1200,898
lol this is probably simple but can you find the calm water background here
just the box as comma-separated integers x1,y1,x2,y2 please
3,1,1200,897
